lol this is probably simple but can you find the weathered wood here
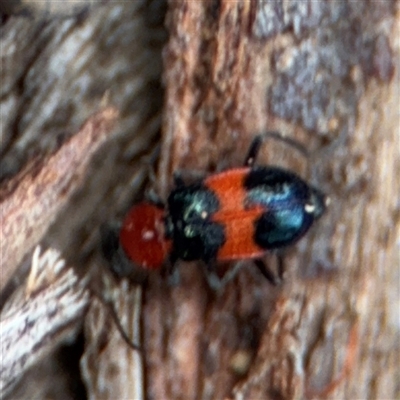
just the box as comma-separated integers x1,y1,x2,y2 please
0,246,89,397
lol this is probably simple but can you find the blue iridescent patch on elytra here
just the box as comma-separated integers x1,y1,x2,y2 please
244,166,324,249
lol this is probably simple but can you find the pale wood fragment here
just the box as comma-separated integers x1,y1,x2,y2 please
0,246,89,397
0,107,119,292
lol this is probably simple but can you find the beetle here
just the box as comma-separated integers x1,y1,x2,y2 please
103,132,328,287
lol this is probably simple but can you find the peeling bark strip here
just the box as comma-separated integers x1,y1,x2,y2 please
0,246,89,397
0,107,119,292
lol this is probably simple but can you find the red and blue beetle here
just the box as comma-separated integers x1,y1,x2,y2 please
102,132,328,286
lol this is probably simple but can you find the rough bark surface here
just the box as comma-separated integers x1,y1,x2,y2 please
153,1,399,399
0,1,398,399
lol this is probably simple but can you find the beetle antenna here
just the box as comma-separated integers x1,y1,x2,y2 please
261,131,310,159
244,131,311,168
91,289,142,351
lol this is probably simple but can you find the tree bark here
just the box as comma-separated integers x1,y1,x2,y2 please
0,1,398,399
153,1,399,399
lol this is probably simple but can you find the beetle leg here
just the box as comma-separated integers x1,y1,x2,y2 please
144,188,165,208
165,252,181,286
173,169,206,187
204,261,246,291
204,271,224,291
254,258,279,286
201,259,221,290
173,172,186,188
277,253,285,281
